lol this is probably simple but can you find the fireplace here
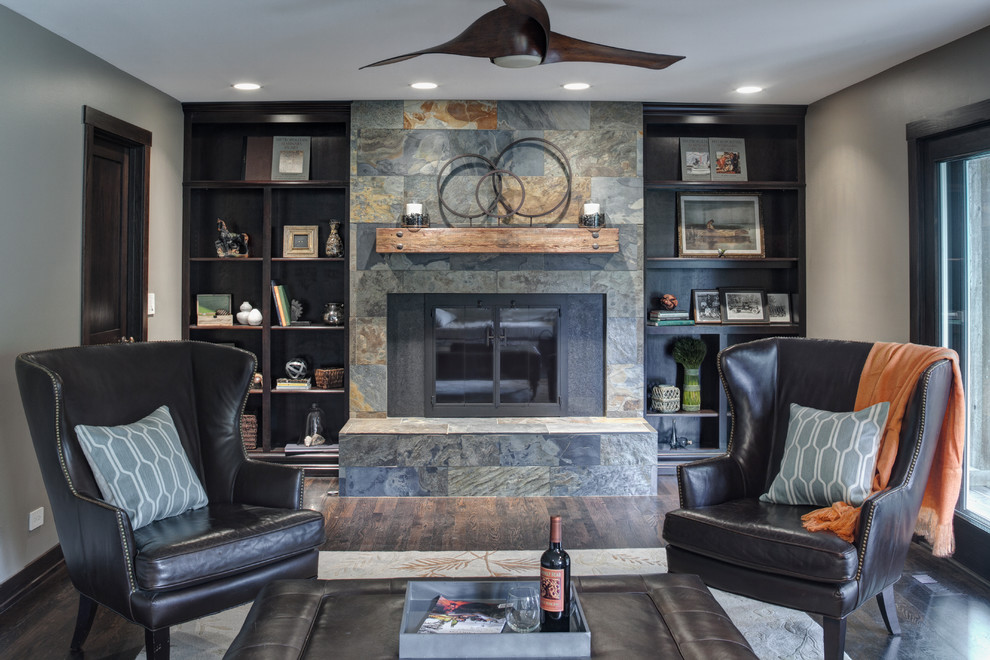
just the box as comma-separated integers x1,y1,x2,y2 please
387,293,604,417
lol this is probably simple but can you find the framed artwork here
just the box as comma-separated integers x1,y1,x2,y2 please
282,225,319,258
677,193,764,258
691,289,722,324
766,292,792,324
709,137,748,181
679,137,711,181
719,288,768,324
196,293,233,327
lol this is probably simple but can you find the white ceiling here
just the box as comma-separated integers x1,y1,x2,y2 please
5,0,990,105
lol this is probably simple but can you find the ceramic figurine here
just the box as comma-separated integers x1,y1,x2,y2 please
236,301,253,325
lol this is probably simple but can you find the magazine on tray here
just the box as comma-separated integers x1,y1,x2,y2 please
417,595,506,634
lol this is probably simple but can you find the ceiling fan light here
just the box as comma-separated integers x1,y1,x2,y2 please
232,82,261,91
563,82,590,91
736,86,763,94
410,82,438,90
492,54,542,68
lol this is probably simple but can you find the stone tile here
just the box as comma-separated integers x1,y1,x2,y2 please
349,364,387,414
350,269,399,317
498,101,590,130
352,101,404,129
404,100,497,130
447,252,546,271
341,466,444,496
544,418,654,434
351,315,387,365
592,270,644,317
400,270,498,294
338,434,396,466
550,466,656,496
454,435,501,466
590,102,642,131
590,177,644,226
500,435,560,466
448,466,551,496
601,433,657,466
606,316,642,365
607,364,645,414
544,130,638,177
397,434,461,467
555,435,601,466
496,271,592,294
356,129,451,176
351,175,403,224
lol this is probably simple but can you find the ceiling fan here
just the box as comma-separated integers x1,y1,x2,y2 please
361,0,684,70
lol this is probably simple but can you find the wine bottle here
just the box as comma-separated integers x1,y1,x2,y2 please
539,515,571,632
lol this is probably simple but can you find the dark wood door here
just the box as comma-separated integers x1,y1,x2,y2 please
82,139,129,345
81,107,151,345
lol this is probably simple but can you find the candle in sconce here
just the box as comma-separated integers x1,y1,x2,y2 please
583,202,600,216
405,203,423,215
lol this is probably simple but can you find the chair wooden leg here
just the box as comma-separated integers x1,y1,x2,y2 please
69,594,98,652
877,584,901,635
822,616,847,660
145,627,170,660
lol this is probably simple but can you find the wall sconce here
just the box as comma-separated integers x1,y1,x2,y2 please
401,202,430,228
579,202,606,228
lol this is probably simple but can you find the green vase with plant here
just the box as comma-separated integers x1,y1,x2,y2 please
672,337,707,412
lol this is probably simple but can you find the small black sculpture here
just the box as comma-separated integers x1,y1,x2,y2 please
215,219,249,257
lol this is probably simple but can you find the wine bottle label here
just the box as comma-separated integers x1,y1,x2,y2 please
540,567,565,612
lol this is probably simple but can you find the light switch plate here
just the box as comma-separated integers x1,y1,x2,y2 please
148,292,156,316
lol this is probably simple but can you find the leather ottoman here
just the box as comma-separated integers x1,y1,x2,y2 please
224,573,757,659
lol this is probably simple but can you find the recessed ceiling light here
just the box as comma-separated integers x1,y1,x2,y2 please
735,86,763,94
411,82,438,90
232,82,261,91
563,82,590,91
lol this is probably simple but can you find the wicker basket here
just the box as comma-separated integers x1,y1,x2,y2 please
240,414,258,450
314,367,344,390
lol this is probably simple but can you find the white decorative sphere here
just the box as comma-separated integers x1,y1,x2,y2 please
240,301,253,312
247,308,263,325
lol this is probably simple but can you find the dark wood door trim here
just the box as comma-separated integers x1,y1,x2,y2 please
82,106,152,342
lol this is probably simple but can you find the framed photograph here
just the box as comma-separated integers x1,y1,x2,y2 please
766,293,792,324
709,137,748,181
719,288,768,324
282,225,319,258
679,137,711,181
691,289,722,324
677,193,764,258
196,293,233,327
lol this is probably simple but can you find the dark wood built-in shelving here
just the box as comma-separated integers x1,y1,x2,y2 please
643,103,807,473
181,101,351,476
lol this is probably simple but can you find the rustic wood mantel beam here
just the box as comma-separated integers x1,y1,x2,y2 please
375,227,619,254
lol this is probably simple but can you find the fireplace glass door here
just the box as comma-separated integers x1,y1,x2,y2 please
426,295,563,416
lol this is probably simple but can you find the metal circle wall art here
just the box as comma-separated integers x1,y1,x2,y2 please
436,137,572,225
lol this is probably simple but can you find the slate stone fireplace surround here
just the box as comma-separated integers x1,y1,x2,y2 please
341,100,653,496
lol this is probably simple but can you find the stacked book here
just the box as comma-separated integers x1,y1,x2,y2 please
275,378,312,390
648,309,695,326
271,281,291,327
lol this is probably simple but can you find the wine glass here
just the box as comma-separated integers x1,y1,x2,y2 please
505,586,540,633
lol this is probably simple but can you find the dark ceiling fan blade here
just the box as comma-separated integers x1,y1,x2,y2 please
543,31,684,70
503,0,550,55
361,6,545,69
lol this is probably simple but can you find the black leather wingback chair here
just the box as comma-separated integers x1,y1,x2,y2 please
662,337,953,660
16,341,326,660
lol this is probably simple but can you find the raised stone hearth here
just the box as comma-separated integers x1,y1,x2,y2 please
339,417,657,497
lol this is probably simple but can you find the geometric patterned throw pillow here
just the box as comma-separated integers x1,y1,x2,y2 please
760,401,890,508
75,405,208,530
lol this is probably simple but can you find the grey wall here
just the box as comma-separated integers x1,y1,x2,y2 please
0,7,184,583
806,26,990,341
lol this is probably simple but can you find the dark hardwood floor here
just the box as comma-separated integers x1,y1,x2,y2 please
1,476,988,659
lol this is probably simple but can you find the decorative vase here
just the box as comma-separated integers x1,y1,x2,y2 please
322,302,345,326
681,367,701,412
325,221,344,258
651,384,681,413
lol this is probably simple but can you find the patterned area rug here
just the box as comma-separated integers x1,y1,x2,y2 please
147,548,844,659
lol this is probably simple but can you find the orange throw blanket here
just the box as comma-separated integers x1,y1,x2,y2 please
801,342,965,557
